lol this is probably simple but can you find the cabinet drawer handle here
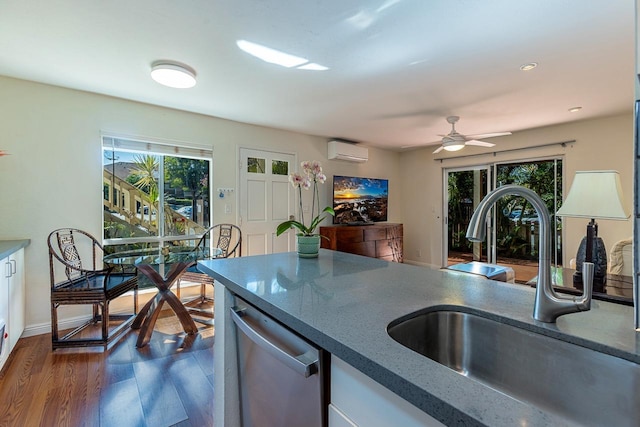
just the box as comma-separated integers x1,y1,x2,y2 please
9,259,16,275
4,262,10,279
230,307,318,378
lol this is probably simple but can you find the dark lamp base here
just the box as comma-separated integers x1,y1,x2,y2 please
574,234,607,293
573,271,606,293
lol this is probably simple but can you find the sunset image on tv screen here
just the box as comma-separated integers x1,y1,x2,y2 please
333,176,388,224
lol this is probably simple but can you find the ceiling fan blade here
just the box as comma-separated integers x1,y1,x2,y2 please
466,140,496,147
432,145,445,154
466,131,512,139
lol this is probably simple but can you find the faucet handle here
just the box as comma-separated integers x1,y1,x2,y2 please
579,261,594,311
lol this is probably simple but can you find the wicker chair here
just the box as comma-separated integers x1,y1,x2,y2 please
48,228,138,350
177,224,242,320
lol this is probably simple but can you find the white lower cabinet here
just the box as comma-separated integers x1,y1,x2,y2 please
329,403,358,427
0,248,25,372
329,356,445,427
0,258,9,370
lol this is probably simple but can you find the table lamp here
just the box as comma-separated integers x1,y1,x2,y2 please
555,170,629,292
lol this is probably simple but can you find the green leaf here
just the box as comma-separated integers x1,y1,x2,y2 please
276,220,309,236
277,205,334,236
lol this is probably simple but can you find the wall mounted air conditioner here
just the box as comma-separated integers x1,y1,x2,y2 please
327,140,368,163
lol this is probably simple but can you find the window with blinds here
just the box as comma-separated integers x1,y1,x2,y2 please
102,135,213,245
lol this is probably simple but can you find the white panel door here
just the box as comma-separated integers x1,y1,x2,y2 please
239,148,296,256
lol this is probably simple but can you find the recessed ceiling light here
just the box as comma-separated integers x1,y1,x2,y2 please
151,62,196,88
236,39,329,71
568,106,582,113
298,63,329,71
237,40,308,68
519,62,538,71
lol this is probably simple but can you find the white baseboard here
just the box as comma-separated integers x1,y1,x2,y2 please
23,316,92,338
22,281,211,338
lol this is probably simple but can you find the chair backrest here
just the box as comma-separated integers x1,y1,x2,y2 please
198,224,242,258
609,238,633,276
48,228,107,284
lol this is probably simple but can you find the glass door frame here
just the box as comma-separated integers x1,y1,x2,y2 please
442,164,492,268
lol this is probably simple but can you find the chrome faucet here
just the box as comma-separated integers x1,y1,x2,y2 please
466,184,594,323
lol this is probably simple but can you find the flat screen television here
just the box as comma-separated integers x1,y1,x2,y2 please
332,175,388,224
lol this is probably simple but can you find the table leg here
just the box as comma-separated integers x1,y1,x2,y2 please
136,293,166,348
132,296,157,330
159,287,198,335
135,262,198,348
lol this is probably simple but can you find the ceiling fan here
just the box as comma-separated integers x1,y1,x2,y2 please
432,116,512,154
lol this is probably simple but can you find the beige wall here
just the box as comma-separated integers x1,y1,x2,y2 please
400,113,634,268
0,73,632,333
0,76,402,331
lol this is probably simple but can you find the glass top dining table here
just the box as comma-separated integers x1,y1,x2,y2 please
104,245,222,348
103,245,220,268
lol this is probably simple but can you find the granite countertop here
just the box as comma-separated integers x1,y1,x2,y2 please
198,250,640,427
0,239,30,259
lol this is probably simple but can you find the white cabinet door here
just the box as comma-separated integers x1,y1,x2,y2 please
7,249,24,350
0,248,26,372
0,256,11,371
328,404,357,427
330,356,445,427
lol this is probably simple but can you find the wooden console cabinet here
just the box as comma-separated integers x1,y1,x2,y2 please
319,223,403,262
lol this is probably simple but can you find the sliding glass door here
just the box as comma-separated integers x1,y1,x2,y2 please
492,159,563,281
444,158,563,283
444,166,491,266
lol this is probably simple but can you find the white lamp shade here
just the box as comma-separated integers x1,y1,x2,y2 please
556,170,629,220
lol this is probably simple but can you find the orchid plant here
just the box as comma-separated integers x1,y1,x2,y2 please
276,160,335,237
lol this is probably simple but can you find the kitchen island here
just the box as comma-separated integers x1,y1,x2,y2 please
198,250,640,426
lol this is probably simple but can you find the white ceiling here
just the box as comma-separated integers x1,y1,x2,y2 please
0,0,634,150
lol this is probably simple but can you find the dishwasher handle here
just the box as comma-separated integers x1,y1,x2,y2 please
230,307,319,378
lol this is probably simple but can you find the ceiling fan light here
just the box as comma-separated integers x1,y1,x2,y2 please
151,62,197,88
443,143,465,152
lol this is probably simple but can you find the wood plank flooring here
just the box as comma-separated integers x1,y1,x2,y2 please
0,306,215,427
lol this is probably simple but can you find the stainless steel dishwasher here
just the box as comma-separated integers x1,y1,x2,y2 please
231,296,326,427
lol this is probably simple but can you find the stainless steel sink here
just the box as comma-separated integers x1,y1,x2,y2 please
387,309,640,426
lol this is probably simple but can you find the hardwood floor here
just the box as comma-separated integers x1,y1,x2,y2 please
0,305,215,427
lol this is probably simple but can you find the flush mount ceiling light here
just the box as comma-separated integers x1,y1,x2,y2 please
236,39,329,71
519,62,538,71
151,61,197,88
568,106,583,113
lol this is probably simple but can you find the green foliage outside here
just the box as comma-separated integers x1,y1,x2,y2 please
104,152,210,239
447,171,477,252
494,161,562,260
447,160,563,262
